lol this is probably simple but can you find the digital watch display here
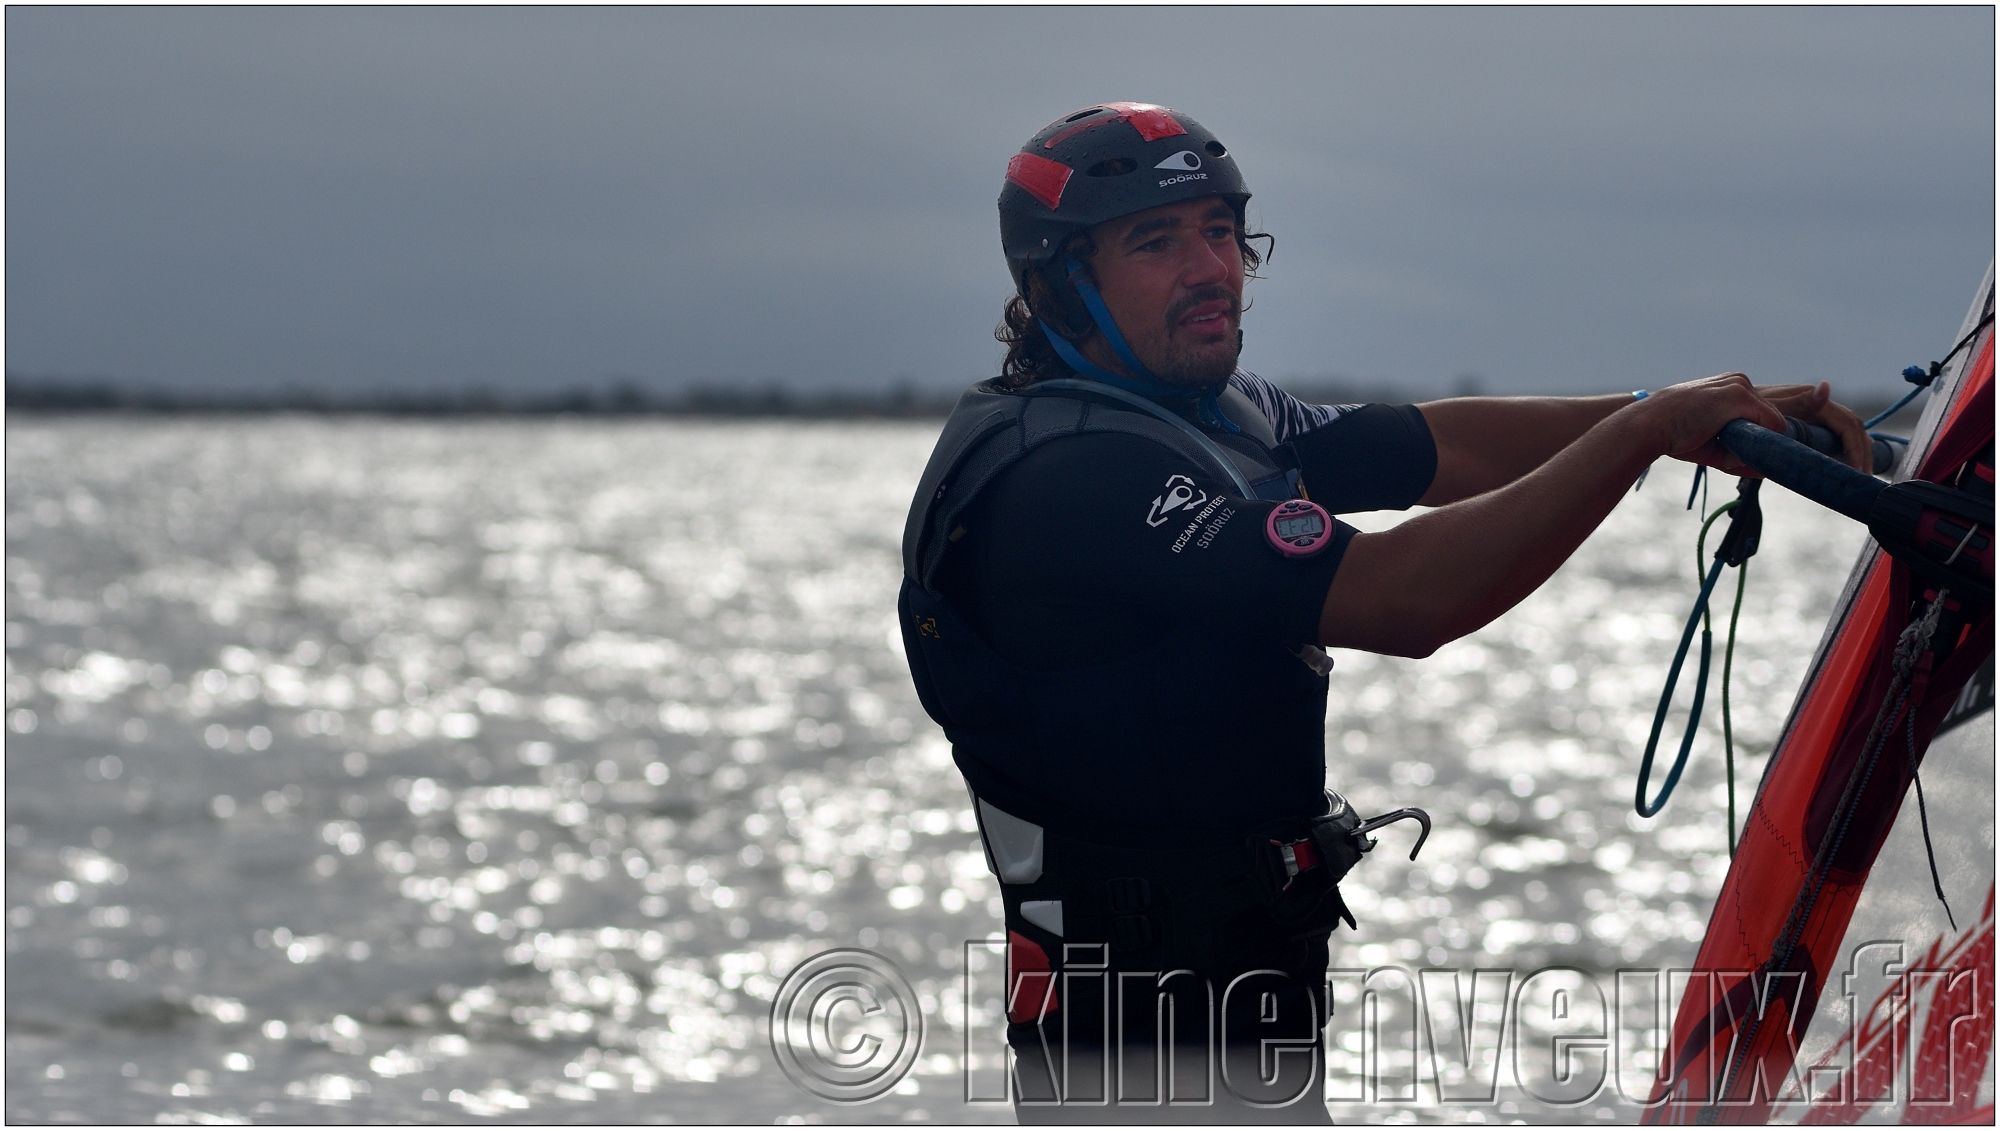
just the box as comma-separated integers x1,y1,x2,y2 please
1265,499,1333,558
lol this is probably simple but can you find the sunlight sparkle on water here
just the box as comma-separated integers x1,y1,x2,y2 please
6,417,1867,1122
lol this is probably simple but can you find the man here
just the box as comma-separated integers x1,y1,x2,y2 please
898,102,1868,1121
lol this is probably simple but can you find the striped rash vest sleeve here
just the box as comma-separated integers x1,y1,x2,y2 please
1226,369,1362,443
1227,369,1438,512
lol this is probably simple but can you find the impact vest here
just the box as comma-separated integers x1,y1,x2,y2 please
898,377,1333,845
901,376,1372,1032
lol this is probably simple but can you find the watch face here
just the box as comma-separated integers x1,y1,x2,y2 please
1266,501,1332,558
1274,513,1324,540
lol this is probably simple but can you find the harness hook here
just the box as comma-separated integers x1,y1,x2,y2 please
1355,807,1432,860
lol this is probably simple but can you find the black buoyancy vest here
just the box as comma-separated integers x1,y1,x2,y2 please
899,378,1332,846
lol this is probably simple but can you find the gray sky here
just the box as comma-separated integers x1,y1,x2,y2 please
6,6,1993,399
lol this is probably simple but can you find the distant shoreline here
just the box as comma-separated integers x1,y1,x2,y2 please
4,376,1915,422
5,379,965,419
4,376,1410,419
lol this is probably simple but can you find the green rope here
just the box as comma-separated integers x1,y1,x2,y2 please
1696,501,1748,857
1722,563,1747,856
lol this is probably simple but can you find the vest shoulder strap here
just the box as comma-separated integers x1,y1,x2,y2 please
1217,383,1278,448
903,379,1284,591
900,380,1020,582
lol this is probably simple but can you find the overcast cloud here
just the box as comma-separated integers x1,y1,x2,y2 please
6,6,1993,399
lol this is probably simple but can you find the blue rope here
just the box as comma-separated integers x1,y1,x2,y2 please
1861,358,1950,430
1866,312,1995,429
1862,384,1925,430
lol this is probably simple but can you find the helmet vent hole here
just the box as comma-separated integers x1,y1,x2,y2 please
1085,157,1137,178
1064,107,1108,123
1204,141,1227,158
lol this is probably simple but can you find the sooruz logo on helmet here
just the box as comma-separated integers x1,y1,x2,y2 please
1153,149,1207,188
997,102,1251,299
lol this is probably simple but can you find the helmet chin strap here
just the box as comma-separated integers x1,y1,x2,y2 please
1038,256,1240,434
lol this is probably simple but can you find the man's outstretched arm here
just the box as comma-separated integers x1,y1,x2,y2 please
1414,381,1870,506
1320,374,1789,658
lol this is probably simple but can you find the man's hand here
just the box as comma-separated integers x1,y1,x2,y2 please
1641,373,1869,474
1747,379,1872,471
1636,372,1789,476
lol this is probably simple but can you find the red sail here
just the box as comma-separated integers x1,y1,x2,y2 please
1645,270,1996,1125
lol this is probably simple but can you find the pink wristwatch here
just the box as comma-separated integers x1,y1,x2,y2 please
1265,499,1333,558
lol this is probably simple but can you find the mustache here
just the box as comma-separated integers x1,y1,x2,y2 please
1164,286,1240,329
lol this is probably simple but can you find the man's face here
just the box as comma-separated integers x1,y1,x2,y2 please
1080,196,1245,387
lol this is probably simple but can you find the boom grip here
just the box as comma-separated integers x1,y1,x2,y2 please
1715,420,1885,522
1780,417,1898,475
1718,419,1993,599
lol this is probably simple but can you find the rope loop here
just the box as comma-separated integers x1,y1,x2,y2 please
1636,555,1725,817
1635,480,1761,827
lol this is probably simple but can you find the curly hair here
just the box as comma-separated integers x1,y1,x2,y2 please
994,209,1272,389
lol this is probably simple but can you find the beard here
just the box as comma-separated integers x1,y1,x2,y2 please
1144,286,1243,387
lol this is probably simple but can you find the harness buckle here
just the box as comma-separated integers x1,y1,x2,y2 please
1254,790,1434,904
1274,837,1321,883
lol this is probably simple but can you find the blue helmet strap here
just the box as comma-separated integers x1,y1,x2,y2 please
1064,256,1159,384
1042,256,1240,435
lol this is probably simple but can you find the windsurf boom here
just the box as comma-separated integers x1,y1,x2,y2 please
1644,265,1996,1125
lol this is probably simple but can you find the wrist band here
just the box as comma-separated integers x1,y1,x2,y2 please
1632,389,1650,401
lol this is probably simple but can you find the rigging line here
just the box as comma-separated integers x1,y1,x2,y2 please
1777,593,1948,961
1635,555,1725,818
1863,309,1997,430
1706,591,1949,1116
1721,554,1748,856
1901,697,1957,931
1695,498,1749,855
1937,309,1995,374
1637,498,1749,821
1863,388,1926,432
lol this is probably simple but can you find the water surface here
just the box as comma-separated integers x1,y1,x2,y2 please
6,415,1872,1122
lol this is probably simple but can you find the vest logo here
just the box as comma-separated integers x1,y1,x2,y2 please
914,615,939,639
1154,150,1202,171
1146,474,1207,527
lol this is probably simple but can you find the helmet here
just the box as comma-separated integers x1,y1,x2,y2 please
999,102,1250,296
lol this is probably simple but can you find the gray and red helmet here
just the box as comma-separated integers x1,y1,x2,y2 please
998,102,1250,296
